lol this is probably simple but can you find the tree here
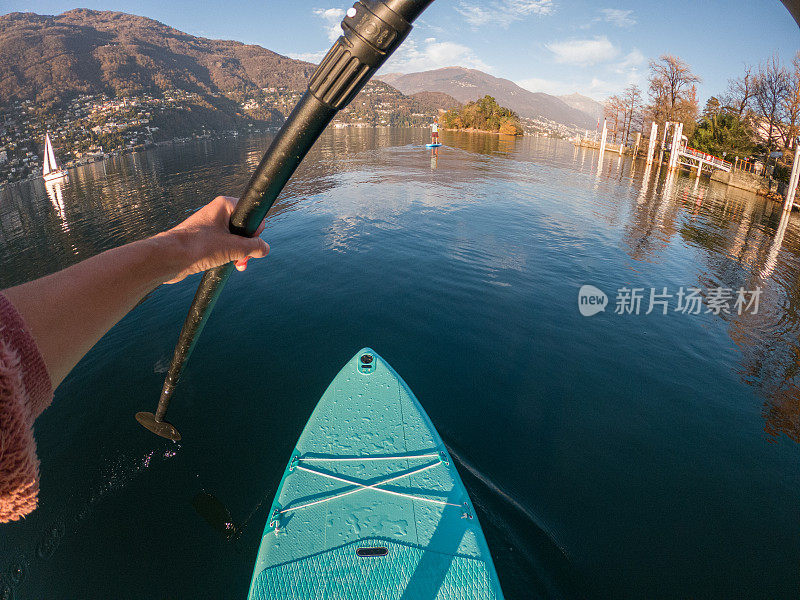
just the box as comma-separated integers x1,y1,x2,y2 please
703,96,723,120
441,95,523,134
499,119,523,135
722,66,756,119
620,84,642,145
780,52,800,149
699,96,723,148
753,54,790,151
690,110,756,158
604,95,624,142
647,55,701,129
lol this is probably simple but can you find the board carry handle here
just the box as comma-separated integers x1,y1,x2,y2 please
136,0,436,441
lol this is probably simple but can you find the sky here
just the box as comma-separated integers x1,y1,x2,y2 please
3,0,799,103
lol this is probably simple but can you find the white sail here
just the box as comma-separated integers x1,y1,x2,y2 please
42,133,53,176
42,133,67,181
46,134,59,171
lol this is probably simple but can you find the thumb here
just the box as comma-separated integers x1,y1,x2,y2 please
234,237,269,271
245,236,269,258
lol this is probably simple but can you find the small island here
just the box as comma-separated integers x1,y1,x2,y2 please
441,95,524,136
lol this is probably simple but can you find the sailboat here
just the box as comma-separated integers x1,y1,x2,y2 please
42,132,68,181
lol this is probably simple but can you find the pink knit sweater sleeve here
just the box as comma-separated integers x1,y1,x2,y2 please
0,293,53,522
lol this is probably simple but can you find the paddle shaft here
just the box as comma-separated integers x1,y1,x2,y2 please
139,0,435,439
155,94,338,420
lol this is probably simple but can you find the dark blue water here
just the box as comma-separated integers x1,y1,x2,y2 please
0,128,798,599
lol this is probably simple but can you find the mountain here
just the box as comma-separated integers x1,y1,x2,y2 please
0,9,466,182
378,67,596,129
0,9,461,137
0,9,317,104
409,91,462,112
558,93,604,123
337,81,459,125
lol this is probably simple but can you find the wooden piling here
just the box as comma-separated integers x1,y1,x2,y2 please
597,119,608,171
646,122,657,165
785,143,800,210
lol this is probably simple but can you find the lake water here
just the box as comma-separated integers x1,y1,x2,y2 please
0,128,798,599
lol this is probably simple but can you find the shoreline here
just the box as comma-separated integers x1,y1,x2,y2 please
2,125,533,191
0,128,280,191
443,127,523,136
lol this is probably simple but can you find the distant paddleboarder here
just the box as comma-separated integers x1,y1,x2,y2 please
431,117,440,145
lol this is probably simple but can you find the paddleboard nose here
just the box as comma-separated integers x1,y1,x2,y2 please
354,348,379,375
247,346,505,599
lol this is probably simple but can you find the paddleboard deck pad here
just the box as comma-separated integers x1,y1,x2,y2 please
247,348,505,599
426,143,443,148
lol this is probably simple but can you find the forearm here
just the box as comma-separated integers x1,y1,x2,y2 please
4,232,184,389
2,196,268,391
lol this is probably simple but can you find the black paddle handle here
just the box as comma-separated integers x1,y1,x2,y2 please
230,0,432,235
139,0,435,439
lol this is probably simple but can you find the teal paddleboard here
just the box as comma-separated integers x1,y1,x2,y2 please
426,143,442,148
247,348,505,599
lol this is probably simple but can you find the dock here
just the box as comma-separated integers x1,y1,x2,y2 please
574,118,785,200
676,146,731,173
574,138,630,155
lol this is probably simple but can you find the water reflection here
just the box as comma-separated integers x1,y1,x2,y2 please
597,146,800,444
0,134,349,287
760,207,792,281
3,130,800,449
43,176,69,227
438,130,521,157
636,163,653,204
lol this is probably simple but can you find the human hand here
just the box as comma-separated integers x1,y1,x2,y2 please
160,196,270,284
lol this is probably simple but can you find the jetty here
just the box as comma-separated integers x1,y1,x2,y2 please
676,146,731,173
573,119,793,200
574,138,630,155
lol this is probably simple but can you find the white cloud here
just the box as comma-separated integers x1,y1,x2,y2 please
416,19,446,34
519,76,616,101
587,78,613,98
614,49,645,72
457,0,555,27
545,36,619,66
314,8,345,43
516,77,575,96
285,8,344,64
381,38,491,73
517,46,646,101
287,50,328,63
516,76,609,100
289,10,491,73
598,8,636,27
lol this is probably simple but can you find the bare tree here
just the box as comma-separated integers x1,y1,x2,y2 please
604,95,624,142
780,52,800,148
647,55,701,127
753,54,790,151
620,84,642,145
679,85,700,137
722,66,756,118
